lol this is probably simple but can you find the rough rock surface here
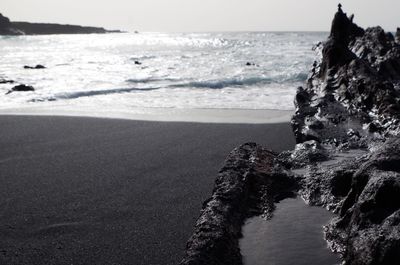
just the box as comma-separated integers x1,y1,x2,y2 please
396,28,400,44
0,13,121,35
182,5,400,265
287,5,400,265
292,6,400,144
180,143,297,265
325,138,400,264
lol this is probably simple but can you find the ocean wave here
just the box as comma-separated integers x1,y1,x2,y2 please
30,72,308,102
130,55,156,61
170,73,307,89
171,77,271,89
30,87,161,102
293,72,309,81
126,77,180,84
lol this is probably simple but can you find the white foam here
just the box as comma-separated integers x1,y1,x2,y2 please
0,32,327,117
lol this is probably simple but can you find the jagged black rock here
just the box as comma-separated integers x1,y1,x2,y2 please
290,4,400,265
180,143,297,265
182,5,399,265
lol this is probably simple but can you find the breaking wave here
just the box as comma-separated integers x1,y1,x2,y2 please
170,73,308,89
126,77,181,84
30,87,161,102
125,72,307,90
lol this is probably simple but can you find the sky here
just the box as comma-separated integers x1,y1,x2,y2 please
1,0,399,32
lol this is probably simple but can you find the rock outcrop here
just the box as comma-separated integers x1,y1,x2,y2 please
180,143,297,265
292,6,400,145
0,13,23,35
6,84,35,94
0,79,14,84
182,4,400,265
0,13,121,35
24,64,46,69
288,4,400,265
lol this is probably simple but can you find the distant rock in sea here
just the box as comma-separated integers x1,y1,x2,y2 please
0,79,14,84
24,64,46,69
0,13,122,35
6,84,35,94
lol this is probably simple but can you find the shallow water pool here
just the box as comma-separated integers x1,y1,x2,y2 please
240,197,340,265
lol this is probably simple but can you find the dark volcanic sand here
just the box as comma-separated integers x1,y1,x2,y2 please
0,115,295,265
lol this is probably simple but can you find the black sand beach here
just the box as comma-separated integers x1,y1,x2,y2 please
0,115,295,265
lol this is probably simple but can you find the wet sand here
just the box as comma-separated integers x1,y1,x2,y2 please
0,115,295,265
0,107,293,124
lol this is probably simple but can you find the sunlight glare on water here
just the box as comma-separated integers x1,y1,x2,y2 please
0,32,326,112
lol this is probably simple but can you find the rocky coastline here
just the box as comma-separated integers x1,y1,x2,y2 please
181,5,400,265
0,13,121,35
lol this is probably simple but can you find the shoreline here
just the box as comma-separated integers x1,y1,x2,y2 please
0,107,293,124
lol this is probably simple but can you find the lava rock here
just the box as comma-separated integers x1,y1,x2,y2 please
367,122,381,133
289,140,329,166
183,5,400,265
12,84,35,91
292,4,400,145
24,64,46,69
0,79,14,84
6,84,35,94
309,119,324,130
325,138,400,265
180,143,297,265
294,86,311,108
319,5,363,78
290,5,400,264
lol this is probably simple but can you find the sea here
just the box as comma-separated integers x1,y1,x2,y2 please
0,32,327,114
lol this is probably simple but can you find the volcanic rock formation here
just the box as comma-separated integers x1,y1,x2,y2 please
181,4,400,265
288,5,400,265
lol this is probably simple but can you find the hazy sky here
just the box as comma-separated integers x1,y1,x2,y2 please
2,0,399,32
